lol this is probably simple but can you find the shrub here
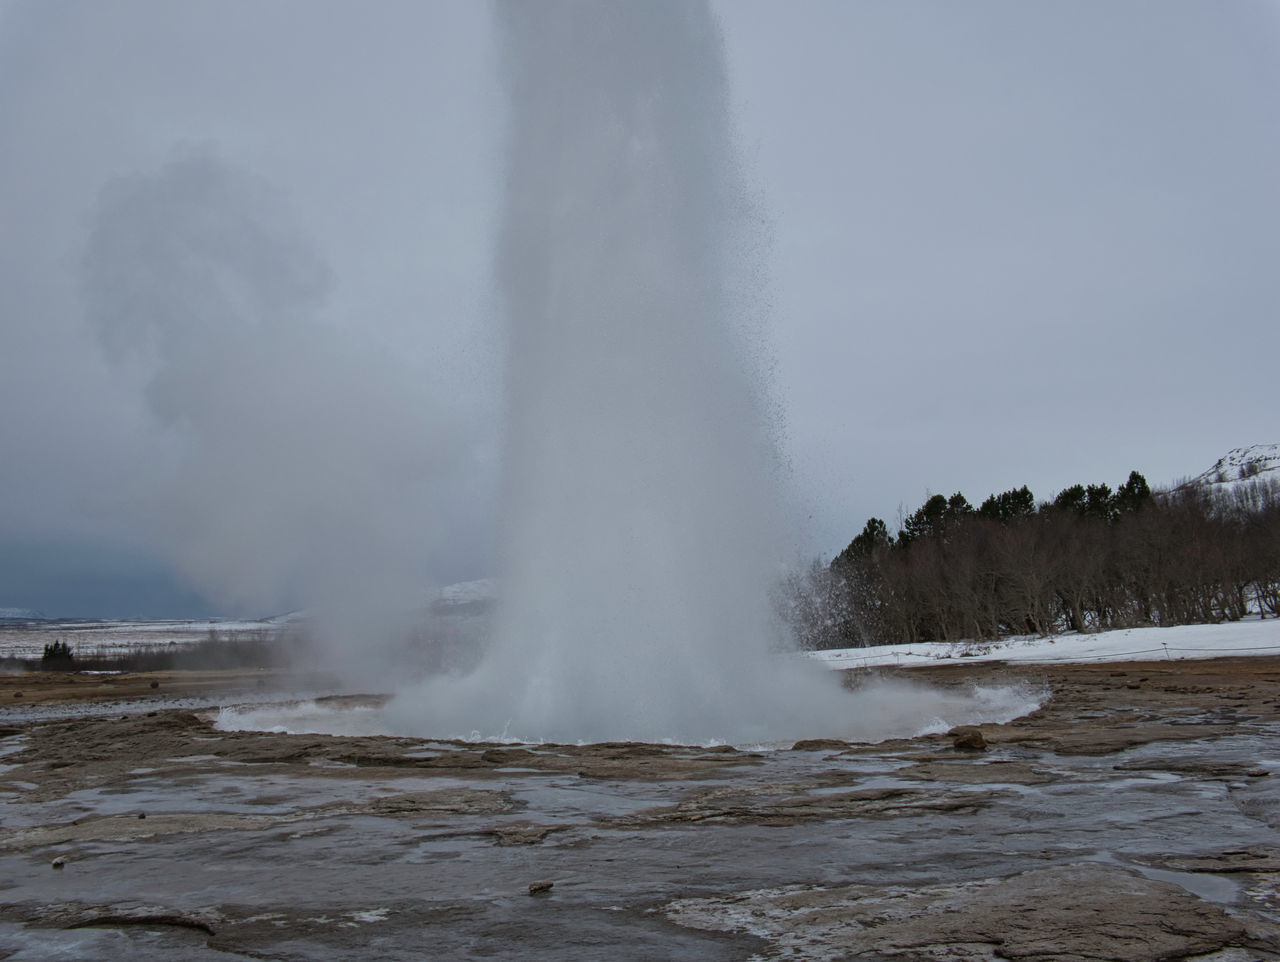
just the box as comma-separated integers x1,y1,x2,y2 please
40,640,75,671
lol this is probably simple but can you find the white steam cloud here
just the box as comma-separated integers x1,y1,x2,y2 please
81,145,477,656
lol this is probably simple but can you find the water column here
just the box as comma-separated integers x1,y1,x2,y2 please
393,1,848,743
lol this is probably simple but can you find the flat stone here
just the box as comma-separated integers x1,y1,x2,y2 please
666,864,1257,961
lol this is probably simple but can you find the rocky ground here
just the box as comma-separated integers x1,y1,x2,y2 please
0,658,1277,960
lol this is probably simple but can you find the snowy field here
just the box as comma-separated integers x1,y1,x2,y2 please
809,617,1280,671
0,617,288,660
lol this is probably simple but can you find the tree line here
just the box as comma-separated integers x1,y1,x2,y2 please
782,471,1280,649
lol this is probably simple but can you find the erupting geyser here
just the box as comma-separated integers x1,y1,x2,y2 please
388,0,854,743
221,1,1044,745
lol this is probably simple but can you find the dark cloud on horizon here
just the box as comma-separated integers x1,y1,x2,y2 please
0,537,218,620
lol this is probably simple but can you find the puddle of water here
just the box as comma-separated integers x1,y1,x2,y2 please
35,773,511,831
1135,864,1242,904
47,770,481,820
955,781,1042,797
511,780,667,820
1087,852,1243,905
0,921,236,961
55,781,293,818
212,701,389,736
806,775,914,796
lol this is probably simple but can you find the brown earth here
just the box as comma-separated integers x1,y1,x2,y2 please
0,667,329,707
878,655,1280,754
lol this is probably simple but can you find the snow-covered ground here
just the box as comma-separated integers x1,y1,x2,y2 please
0,618,285,660
808,617,1280,671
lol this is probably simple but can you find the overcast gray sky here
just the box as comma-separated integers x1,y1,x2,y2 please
2,1,1278,617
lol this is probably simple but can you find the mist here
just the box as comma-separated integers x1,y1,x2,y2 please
77,144,489,676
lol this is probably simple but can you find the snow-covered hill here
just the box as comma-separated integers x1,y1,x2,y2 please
1183,442,1280,490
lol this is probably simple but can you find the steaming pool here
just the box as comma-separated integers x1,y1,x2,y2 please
207,675,1047,748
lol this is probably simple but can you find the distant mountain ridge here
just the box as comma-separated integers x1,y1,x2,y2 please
0,607,47,623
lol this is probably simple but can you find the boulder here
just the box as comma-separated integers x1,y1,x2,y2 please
949,726,988,751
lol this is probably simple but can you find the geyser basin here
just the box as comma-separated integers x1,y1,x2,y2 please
213,672,1045,748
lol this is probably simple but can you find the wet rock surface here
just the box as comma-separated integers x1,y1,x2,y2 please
668,864,1258,961
0,657,1277,959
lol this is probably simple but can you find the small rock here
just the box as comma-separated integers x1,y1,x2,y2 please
949,726,987,752
11,692,21,699
138,812,147,819
51,857,66,870
149,681,160,689
528,880,554,896
1245,768,1269,778
791,739,848,752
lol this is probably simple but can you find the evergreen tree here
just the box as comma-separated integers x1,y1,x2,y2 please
1084,483,1116,523
1051,483,1087,514
947,492,974,518
1114,470,1152,515
834,516,892,565
978,485,1036,523
1051,482,1114,522
899,492,972,545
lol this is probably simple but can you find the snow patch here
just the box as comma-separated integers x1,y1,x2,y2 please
809,617,1280,671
